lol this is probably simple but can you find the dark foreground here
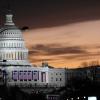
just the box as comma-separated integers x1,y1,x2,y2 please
0,82,100,100
0,85,46,100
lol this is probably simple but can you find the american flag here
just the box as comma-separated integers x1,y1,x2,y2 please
12,71,18,80
23,71,27,80
27,71,32,80
33,71,39,80
19,71,23,80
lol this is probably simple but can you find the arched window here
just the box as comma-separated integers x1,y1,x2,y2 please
12,52,15,60
4,53,6,59
9,43,11,47
2,43,3,47
0,53,2,60
11,52,13,60
14,43,16,48
18,52,21,60
8,53,10,60
1,53,3,60
12,43,13,47
17,43,18,47
23,52,25,60
15,52,16,60
21,52,23,60
1,43,2,47
6,53,8,59
2,53,4,60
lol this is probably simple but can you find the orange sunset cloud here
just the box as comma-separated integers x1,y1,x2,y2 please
23,20,100,68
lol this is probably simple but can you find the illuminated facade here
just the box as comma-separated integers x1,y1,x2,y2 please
0,13,66,87
0,14,29,65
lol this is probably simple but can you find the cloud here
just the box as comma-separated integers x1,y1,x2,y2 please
29,57,55,63
60,52,100,61
21,26,29,31
30,44,88,56
29,50,39,55
22,22,100,68
15,0,100,29
29,44,100,61
28,43,100,67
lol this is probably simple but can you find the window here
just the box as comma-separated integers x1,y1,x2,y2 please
56,78,58,81
33,71,39,81
28,73,30,75
34,73,36,75
23,71,27,81
12,71,18,81
60,78,62,81
51,77,53,79
19,71,23,81
28,71,32,81
51,77,53,81
34,79,37,81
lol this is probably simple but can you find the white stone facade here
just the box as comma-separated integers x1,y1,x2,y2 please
0,14,29,66
0,14,66,88
3,66,65,87
4,65,66,87
48,68,66,87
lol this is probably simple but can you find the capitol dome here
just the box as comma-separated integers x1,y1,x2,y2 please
0,13,31,66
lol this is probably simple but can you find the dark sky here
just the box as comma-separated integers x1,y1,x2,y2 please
1,0,100,68
0,0,100,29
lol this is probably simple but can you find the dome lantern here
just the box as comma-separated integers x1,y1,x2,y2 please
5,14,15,26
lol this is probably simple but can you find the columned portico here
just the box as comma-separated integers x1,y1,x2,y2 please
0,13,30,66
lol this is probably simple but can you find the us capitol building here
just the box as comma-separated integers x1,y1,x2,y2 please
0,13,66,87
